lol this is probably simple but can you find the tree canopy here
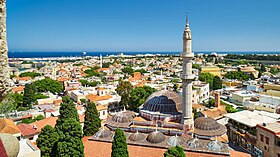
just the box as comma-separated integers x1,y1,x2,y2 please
79,79,100,87
116,80,133,108
83,102,101,136
0,93,16,115
111,128,128,157
224,71,250,81
36,125,59,157
129,86,156,112
199,72,215,90
213,76,222,90
19,72,41,78
56,118,84,157
33,78,63,94
56,96,79,127
164,146,185,157
23,83,36,107
121,66,134,76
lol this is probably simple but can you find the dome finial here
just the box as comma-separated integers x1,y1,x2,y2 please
186,12,189,27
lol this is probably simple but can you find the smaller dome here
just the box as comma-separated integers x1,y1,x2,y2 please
0,133,20,157
194,117,226,137
111,110,135,123
207,140,226,151
129,131,145,142
186,138,201,149
95,128,112,139
167,135,185,146
147,131,165,144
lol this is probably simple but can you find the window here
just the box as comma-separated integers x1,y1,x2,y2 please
265,137,269,145
260,134,264,142
103,111,106,115
98,112,100,117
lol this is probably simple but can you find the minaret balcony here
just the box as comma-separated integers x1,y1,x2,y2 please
180,73,195,80
180,52,194,58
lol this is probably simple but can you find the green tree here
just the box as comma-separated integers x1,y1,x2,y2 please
213,76,222,90
192,64,200,69
270,67,280,75
0,93,16,115
56,96,79,127
83,102,101,136
23,83,36,107
111,128,128,157
12,93,23,109
129,86,156,112
164,146,185,157
122,66,134,76
224,71,249,81
116,80,133,108
36,125,59,157
205,99,215,108
19,72,41,79
173,84,178,92
199,72,215,90
33,78,63,94
260,64,266,72
56,118,84,157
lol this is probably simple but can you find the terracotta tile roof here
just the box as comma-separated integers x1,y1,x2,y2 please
96,105,107,111
82,137,229,157
31,117,58,132
17,76,31,81
97,87,105,90
17,123,37,137
133,116,147,122
57,77,69,82
76,105,83,111
0,118,21,135
12,86,25,93
193,104,227,119
97,68,110,71
58,69,67,73
53,99,62,105
86,94,112,102
229,150,250,157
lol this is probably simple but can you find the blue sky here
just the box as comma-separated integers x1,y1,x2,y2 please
7,0,280,52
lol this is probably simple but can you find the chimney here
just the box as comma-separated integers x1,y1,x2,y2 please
214,92,221,108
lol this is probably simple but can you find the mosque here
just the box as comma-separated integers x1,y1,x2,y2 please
89,17,230,156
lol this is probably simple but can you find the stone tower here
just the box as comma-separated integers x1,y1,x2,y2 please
0,0,10,96
180,16,194,128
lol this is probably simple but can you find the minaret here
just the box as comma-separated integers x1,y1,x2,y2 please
0,0,11,97
180,15,194,128
100,54,102,68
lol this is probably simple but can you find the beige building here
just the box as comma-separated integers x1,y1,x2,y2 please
232,90,258,105
241,66,259,78
256,122,280,157
201,66,221,77
262,84,280,97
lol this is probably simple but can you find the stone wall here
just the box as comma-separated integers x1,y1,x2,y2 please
0,0,11,97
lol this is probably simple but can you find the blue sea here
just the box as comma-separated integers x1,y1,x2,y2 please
8,51,280,58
